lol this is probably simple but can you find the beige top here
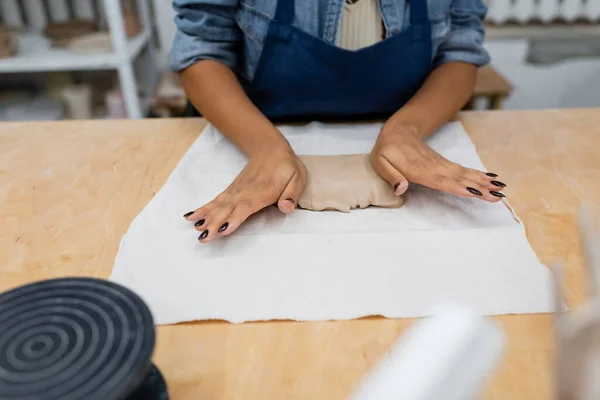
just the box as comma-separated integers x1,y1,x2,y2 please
1,109,600,399
337,0,384,50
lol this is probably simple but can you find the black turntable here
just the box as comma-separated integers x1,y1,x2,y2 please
0,278,168,400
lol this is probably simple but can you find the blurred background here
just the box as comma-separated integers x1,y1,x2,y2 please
0,0,598,121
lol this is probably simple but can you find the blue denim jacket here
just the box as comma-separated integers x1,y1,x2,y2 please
170,0,490,82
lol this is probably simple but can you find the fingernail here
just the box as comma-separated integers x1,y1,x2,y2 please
198,230,209,240
467,187,483,196
183,211,194,218
285,198,295,205
218,222,229,233
490,191,505,198
491,181,506,187
486,172,498,177
194,219,205,227
394,183,399,191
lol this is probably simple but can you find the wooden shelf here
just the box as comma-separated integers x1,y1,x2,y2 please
0,31,150,73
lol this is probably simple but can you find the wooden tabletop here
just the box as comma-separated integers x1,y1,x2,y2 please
1,109,599,399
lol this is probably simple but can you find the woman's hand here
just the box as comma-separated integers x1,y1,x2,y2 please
183,142,307,243
371,123,506,202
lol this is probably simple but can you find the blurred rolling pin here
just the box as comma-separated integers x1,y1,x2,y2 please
349,303,505,400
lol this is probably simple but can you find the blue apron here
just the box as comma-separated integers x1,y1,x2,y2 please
188,0,433,121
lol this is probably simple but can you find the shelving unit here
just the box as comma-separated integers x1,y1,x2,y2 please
0,0,159,119
0,31,149,72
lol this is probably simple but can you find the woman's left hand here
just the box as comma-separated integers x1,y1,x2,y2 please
370,122,506,202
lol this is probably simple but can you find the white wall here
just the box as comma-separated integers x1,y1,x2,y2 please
486,0,600,24
152,0,176,66
483,0,600,109
485,39,600,109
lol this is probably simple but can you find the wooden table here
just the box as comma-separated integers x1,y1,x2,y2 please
1,109,599,399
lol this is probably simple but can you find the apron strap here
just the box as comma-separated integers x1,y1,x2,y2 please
274,0,294,24
410,0,428,24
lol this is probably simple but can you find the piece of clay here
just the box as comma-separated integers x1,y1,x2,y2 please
297,154,404,213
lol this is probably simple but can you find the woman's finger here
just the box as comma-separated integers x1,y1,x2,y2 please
193,216,207,231
183,192,227,222
464,169,505,191
191,199,223,231
458,178,504,203
183,209,204,221
371,155,409,195
197,203,236,242
469,174,498,191
218,202,260,237
426,175,473,197
186,202,216,226
277,170,306,214
424,174,496,203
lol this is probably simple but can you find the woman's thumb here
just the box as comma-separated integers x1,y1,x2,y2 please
371,155,409,196
277,171,306,214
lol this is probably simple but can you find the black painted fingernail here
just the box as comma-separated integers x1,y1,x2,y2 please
467,187,483,196
183,211,194,218
491,180,506,187
490,191,505,198
218,222,229,233
194,219,205,227
198,230,209,240
285,198,295,205
486,172,498,177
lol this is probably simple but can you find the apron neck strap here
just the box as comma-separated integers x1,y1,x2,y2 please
274,0,294,24
410,0,428,24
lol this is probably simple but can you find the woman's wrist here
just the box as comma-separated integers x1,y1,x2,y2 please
381,117,423,140
244,128,294,159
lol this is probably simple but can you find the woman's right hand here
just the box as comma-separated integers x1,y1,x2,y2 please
183,142,307,243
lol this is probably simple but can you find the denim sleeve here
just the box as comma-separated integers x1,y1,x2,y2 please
434,0,490,67
170,0,242,72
